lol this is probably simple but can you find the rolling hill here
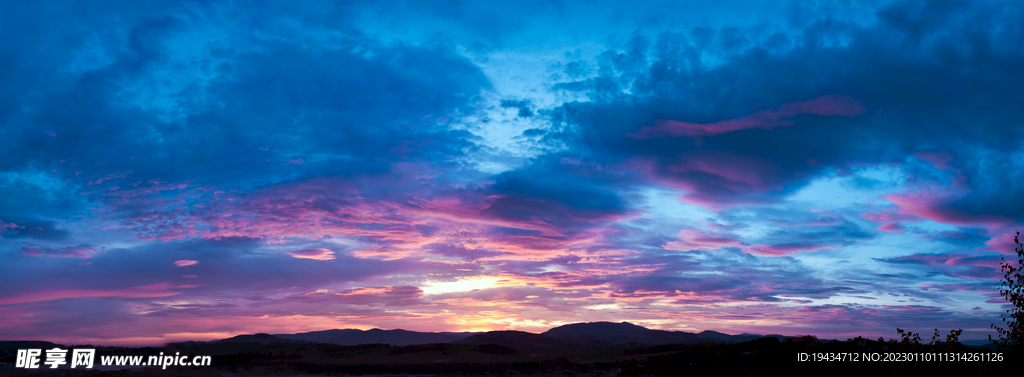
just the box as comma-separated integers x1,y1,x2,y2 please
272,328,482,346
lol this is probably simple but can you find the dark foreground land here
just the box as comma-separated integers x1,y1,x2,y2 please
0,335,1015,376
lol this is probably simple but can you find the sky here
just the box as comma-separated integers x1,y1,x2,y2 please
1,0,1023,346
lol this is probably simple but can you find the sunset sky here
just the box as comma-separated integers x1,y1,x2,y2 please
2,1,1023,346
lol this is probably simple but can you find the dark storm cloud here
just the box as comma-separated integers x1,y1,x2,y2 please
545,1,1024,214
0,1,490,229
479,153,638,236
0,1,502,260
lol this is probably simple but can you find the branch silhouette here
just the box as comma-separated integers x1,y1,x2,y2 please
990,230,1024,354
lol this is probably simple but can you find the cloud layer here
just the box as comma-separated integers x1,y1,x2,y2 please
1,0,1021,345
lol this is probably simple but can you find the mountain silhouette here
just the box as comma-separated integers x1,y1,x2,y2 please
272,328,481,346
542,321,651,338
272,328,361,343
541,322,699,345
696,330,786,343
210,323,785,348
451,330,569,350
217,333,311,344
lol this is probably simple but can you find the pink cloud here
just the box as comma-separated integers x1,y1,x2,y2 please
860,210,920,223
407,197,564,237
86,170,132,186
335,286,421,297
87,184,219,243
869,157,1004,233
880,252,1003,279
884,192,1011,228
876,222,906,234
603,289,737,305
297,286,426,306
629,153,786,210
89,175,619,261
628,95,864,139
984,229,1023,255
0,219,24,234
913,151,955,170
664,230,744,251
174,260,199,267
287,248,336,261
664,230,834,256
942,254,1003,268
664,153,783,192
183,178,596,257
745,243,833,257
0,283,180,306
22,246,104,258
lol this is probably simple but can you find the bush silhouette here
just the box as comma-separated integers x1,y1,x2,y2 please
990,230,1024,353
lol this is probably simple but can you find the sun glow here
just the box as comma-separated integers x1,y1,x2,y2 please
420,276,508,295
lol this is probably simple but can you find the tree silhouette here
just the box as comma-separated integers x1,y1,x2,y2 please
896,328,921,346
990,230,1024,353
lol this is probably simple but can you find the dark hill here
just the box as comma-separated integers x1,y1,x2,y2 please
273,328,480,346
451,331,568,350
273,328,361,343
542,322,699,345
217,333,311,344
542,321,651,338
697,330,785,343
210,324,789,348
696,330,731,340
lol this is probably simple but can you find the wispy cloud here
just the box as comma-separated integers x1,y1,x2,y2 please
287,248,337,261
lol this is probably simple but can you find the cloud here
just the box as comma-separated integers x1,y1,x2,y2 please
287,248,337,261
745,243,834,257
628,95,864,139
22,246,104,258
500,99,534,118
876,222,905,234
298,286,426,306
547,2,1024,215
0,283,180,306
874,252,1004,279
0,217,70,240
0,219,24,233
173,260,199,267
663,229,743,251
883,192,1012,229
